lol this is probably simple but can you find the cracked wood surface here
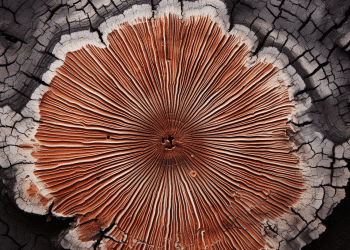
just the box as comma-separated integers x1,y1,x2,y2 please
0,0,350,249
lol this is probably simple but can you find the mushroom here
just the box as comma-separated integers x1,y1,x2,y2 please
30,12,304,250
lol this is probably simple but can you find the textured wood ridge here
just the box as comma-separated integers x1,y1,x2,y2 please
30,14,304,250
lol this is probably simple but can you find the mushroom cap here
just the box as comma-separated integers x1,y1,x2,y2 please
32,14,303,250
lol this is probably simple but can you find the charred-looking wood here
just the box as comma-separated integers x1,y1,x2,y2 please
0,0,350,250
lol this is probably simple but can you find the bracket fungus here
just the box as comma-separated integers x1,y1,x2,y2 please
1,0,350,250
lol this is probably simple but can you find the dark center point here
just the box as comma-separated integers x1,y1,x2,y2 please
162,135,176,149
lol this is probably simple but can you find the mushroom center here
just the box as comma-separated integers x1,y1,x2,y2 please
162,135,176,150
